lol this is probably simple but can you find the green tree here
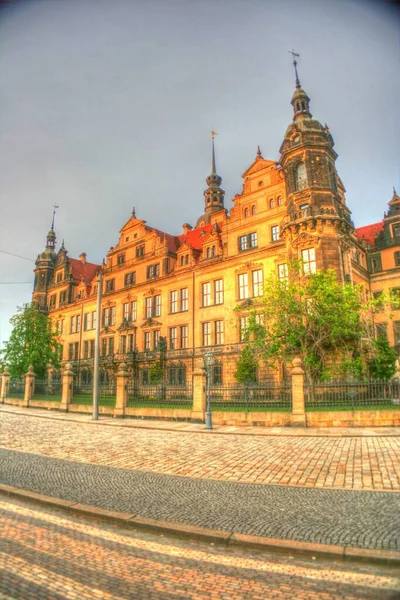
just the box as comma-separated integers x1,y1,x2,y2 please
0,303,61,378
149,361,164,384
234,345,258,385
243,264,366,381
368,334,397,380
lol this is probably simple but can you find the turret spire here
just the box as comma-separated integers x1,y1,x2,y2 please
203,131,225,216
289,49,301,88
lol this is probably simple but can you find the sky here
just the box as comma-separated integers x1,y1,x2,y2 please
0,0,399,345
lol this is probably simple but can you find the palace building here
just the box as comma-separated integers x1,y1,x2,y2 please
32,64,400,385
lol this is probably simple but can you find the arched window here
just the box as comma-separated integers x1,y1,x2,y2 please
244,207,249,217
277,196,282,206
206,247,211,258
295,162,307,191
211,245,216,257
269,198,275,209
251,205,256,215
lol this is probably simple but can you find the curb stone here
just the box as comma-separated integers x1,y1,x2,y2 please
1,483,399,566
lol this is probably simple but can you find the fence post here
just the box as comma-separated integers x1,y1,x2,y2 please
114,362,129,418
191,358,206,423
23,365,35,407
47,364,54,394
290,357,306,427
60,363,74,412
0,367,10,403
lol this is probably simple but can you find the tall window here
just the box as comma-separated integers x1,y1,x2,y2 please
202,322,211,346
144,332,151,351
117,254,125,265
295,162,307,191
83,313,90,331
170,290,178,313
153,330,160,349
145,295,161,318
91,311,97,330
70,316,76,334
136,245,145,257
105,279,115,293
277,264,288,281
102,306,116,327
394,251,400,267
269,198,275,209
238,273,249,300
180,288,188,311
120,335,127,354
169,327,177,349
123,301,137,322
214,279,224,304
239,317,249,342
252,269,263,297
271,225,280,242
215,320,224,345
180,325,188,349
101,338,107,356
202,282,211,307
169,366,186,385
302,248,316,275
108,337,114,355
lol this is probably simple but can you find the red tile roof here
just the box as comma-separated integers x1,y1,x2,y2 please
355,221,384,248
178,223,220,250
69,258,100,283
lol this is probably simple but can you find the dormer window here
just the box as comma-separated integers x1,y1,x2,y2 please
117,254,125,265
244,208,249,217
393,224,400,238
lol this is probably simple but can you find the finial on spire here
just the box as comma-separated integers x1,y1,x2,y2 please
289,49,301,88
211,130,217,174
51,205,59,231
132,206,136,217
256,145,262,158
393,186,397,196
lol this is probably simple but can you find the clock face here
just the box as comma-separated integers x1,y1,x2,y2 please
293,135,300,143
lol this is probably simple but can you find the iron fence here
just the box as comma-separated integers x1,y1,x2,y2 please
127,382,193,409
72,382,116,407
208,382,292,412
305,379,400,411
33,379,62,401
7,379,25,399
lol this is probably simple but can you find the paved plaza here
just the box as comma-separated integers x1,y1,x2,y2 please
1,495,400,600
1,407,399,553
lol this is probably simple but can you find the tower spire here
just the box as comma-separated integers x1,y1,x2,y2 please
51,204,59,231
289,49,301,89
203,131,225,216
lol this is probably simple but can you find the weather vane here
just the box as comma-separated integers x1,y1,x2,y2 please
211,130,217,139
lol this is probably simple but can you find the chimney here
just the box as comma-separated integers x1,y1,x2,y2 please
182,223,193,235
79,253,87,264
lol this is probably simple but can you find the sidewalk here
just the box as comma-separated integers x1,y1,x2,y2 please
2,404,399,437
1,405,399,561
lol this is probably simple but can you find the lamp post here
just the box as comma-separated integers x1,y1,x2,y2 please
204,351,215,430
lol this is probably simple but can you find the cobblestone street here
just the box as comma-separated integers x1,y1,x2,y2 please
1,496,399,600
1,411,399,490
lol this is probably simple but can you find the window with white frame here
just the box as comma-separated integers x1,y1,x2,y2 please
147,263,160,279
295,162,307,191
277,264,288,281
238,232,258,251
202,322,211,346
252,269,263,297
102,306,116,327
170,290,178,313
180,288,188,311
202,282,211,307
145,295,161,318
214,279,224,304
239,316,249,342
144,332,151,351
271,225,280,242
153,330,160,349
169,327,177,349
302,248,316,275
180,325,188,348
238,273,249,300
215,320,224,345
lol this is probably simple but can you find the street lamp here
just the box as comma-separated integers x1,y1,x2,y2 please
204,351,215,430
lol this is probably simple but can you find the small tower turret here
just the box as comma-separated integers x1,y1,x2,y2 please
203,131,225,215
33,208,58,310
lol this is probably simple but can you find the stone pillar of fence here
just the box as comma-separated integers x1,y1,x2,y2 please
114,362,129,418
47,364,54,394
23,365,35,407
290,357,306,427
0,367,10,403
191,358,206,423
60,363,74,412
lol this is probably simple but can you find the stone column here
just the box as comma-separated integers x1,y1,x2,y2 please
191,358,206,423
0,367,10,403
290,357,306,427
23,365,35,407
114,362,129,418
60,363,74,412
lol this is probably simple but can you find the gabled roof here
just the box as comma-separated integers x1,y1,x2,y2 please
149,228,180,253
69,258,100,284
355,222,384,248
242,157,277,178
